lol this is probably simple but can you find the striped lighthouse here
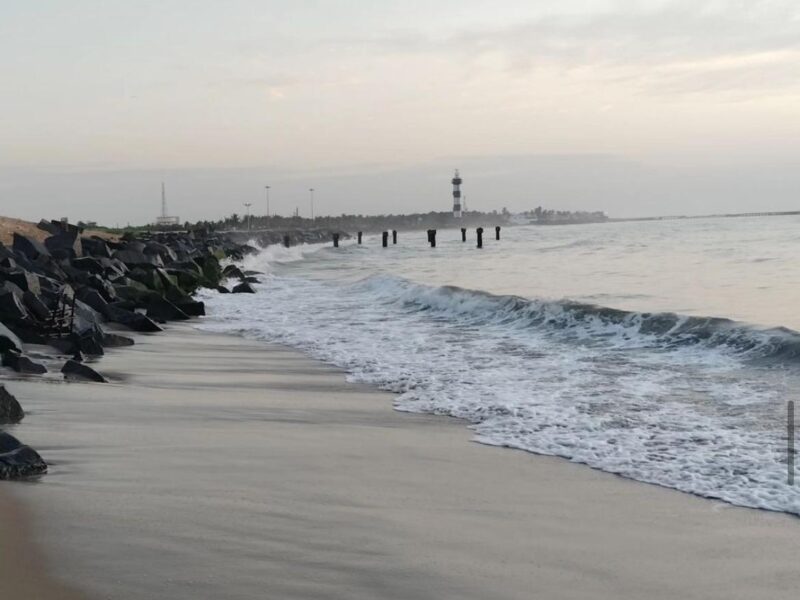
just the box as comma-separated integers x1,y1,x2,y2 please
452,169,462,218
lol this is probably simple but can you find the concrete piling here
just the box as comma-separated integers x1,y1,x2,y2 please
382,231,388,247
495,226,501,241
283,235,291,248
357,231,363,244
333,233,339,247
461,227,467,242
477,227,483,249
392,230,397,244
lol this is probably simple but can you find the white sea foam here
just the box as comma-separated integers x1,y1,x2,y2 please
198,243,800,516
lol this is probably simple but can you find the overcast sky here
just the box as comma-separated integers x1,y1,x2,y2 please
2,0,799,224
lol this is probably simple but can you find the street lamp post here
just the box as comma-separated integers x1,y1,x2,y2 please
309,188,315,221
243,202,252,231
265,185,270,218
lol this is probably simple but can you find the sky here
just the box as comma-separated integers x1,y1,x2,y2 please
1,0,800,224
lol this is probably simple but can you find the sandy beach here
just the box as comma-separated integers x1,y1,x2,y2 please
2,325,799,599
0,491,88,599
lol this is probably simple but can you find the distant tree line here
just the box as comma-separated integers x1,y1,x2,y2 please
211,209,511,233
523,207,608,225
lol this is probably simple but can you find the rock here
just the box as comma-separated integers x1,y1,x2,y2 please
72,256,105,274
85,274,117,302
222,264,245,279
232,282,256,294
216,285,230,294
0,385,24,423
0,432,47,479
105,305,163,332
102,332,135,347
2,350,47,374
76,287,109,316
0,269,41,294
80,236,113,258
0,322,22,353
175,299,205,316
22,291,50,322
12,233,50,261
146,296,190,322
44,232,82,259
61,359,106,383
6,323,48,345
0,285,29,321
144,242,177,263
242,276,261,284
113,249,163,267
37,219,62,235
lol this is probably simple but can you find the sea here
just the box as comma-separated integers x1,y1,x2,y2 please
198,216,800,515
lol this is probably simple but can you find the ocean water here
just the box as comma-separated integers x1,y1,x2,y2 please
199,216,800,515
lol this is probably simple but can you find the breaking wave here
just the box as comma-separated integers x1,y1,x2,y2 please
355,274,800,366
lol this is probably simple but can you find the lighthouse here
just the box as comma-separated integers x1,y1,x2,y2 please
452,169,462,218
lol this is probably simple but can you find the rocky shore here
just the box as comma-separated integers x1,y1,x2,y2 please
0,219,346,480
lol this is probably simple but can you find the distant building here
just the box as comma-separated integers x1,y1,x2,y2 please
155,182,180,227
452,169,462,218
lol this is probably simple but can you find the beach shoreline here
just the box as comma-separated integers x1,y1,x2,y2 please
2,324,799,599
0,487,89,599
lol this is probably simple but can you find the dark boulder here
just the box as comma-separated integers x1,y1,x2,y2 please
105,305,163,332
37,219,62,235
61,359,106,383
12,233,49,261
0,322,22,353
175,299,205,316
85,274,117,302
222,264,245,280
144,242,177,264
146,296,190,322
102,332,135,347
22,291,50,321
80,237,112,258
2,350,47,374
195,255,222,287
232,282,256,294
0,385,24,424
72,256,105,274
6,323,48,345
216,285,230,294
0,432,47,479
0,269,41,295
76,287,109,316
0,285,29,321
113,249,163,267
44,232,82,259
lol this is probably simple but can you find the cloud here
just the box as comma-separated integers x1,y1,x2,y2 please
341,1,800,96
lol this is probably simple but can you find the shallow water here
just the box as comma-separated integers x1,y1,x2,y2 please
199,216,800,515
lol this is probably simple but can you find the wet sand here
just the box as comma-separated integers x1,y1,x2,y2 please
0,491,88,599
4,325,800,599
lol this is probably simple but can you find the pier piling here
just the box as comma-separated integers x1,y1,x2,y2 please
428,229,437,248
382,231,388,247
495,226,501,241
283,235,291,248
392,230,397,245
477,227,483,249
333,233,339,248
357,231,363,245
461,227,467,242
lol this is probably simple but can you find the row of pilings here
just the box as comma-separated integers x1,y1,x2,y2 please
322,226,502,249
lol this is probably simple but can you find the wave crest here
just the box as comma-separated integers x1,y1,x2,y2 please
355,274,800,364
